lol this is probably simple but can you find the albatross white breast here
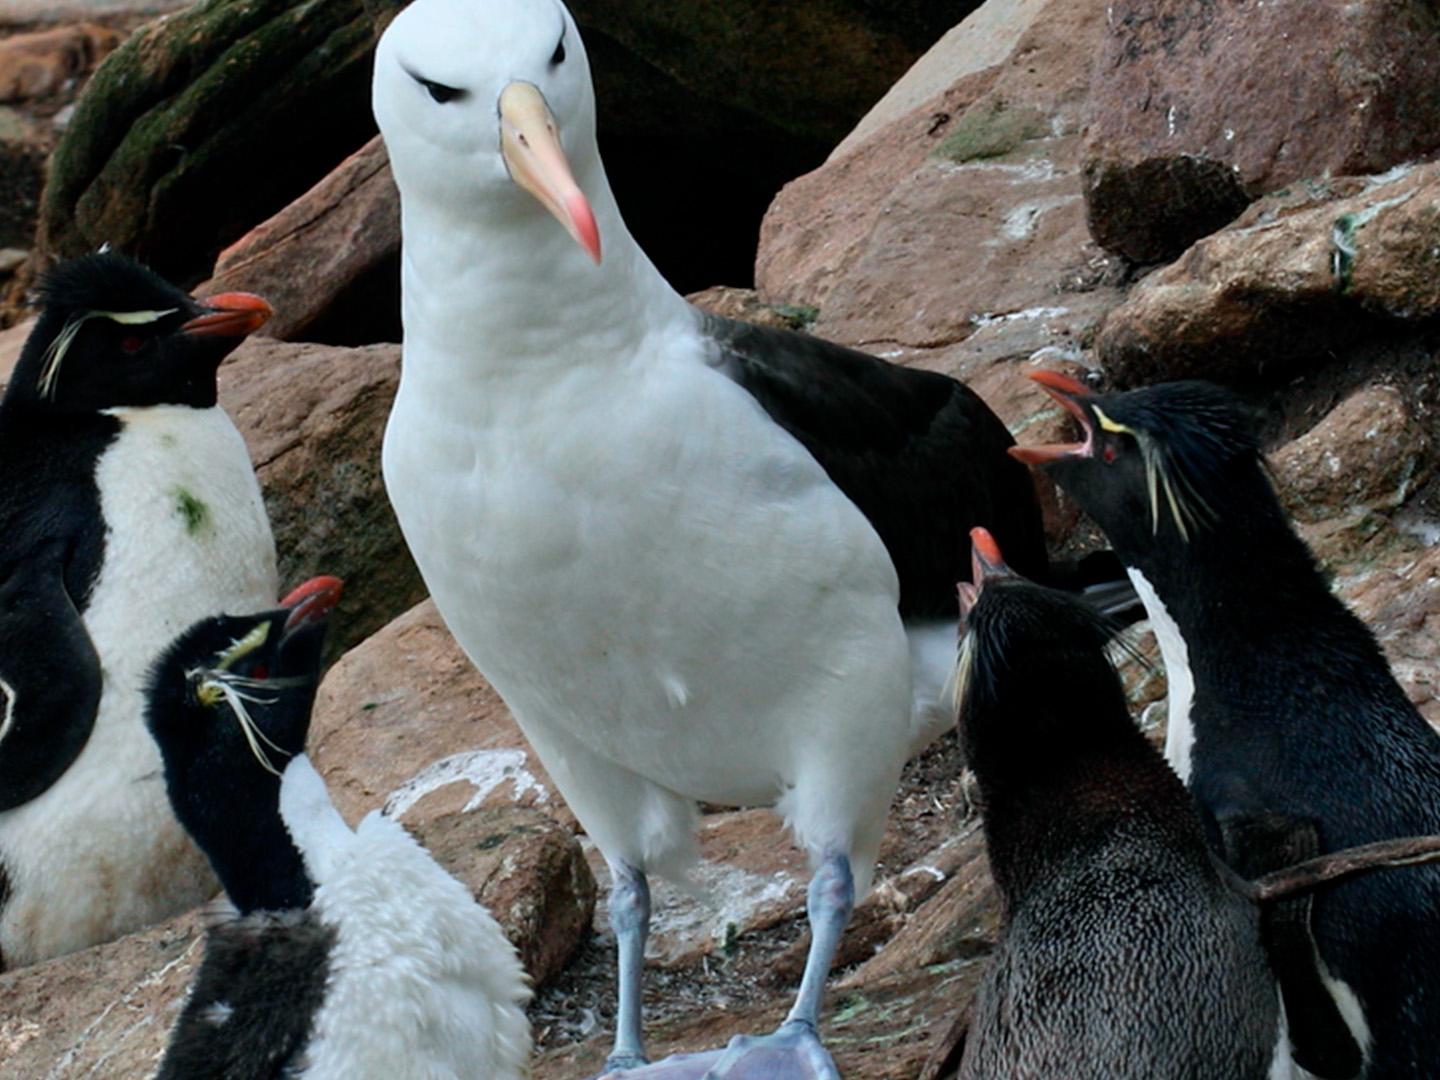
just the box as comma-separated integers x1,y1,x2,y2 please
373,1,1052,1074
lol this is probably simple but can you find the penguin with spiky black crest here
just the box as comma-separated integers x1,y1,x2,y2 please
0,252,279,970
948,527,1426,1080
1011,374,1440,1077
149,577,532,1080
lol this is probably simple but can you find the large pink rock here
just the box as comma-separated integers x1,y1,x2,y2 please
0,23,122,103
203,136,400,344
756,0,1128,388
1082,0,1440,263
1095,162,1440,386
219,338,424,654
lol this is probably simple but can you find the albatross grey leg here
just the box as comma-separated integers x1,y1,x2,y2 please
605,860,652,1073
700,851,854,1080
599,853,854,1079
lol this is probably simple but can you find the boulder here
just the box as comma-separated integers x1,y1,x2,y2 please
1270,384,1431,549
756,0,1131,384
0,23,123,103
0,106,47,249
1097,162,1440,386
1338,544,1440,730
38,0,387,285
36,0,981,296
202,135,400,345
1082,0,1440,263
219,338,423,654
306,598,565,827
0,0,189,25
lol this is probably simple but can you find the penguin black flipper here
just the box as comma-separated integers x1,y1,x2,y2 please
156,909,335,1080
699,311,1049,617
1220,813,1366,1080
0,541,102,811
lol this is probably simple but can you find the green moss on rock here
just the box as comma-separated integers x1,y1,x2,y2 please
933,99,1049,164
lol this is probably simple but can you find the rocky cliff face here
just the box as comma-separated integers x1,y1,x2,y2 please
2,0,1438,1076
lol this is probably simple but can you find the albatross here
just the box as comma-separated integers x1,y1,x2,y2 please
372,1,1056,1074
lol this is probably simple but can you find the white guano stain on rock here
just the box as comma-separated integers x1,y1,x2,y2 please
624,859,801,963
969,305,1069,329
383,748,548,820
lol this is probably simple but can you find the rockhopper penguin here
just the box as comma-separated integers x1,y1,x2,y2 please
0,252,279,970
149,577,531,1080
953,527,1374,1080
1011,374,1440,1078
370,0,1079,1074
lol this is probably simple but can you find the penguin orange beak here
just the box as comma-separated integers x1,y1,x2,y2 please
1008,370,1096,465
182,293,274,339
959,527,1013,617
281,576,344,633
499,81,601,264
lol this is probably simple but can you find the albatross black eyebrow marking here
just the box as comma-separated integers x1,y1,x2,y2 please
550,30,566,65
403,65,466,104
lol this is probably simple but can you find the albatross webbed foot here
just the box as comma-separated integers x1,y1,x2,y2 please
597,1024,838,1080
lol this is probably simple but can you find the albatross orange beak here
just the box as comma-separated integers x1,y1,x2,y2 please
499,81,601,264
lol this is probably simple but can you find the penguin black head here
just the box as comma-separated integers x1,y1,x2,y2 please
956,527,1134,781
9,253,272,413
1008,374,1264,558
146,577,343,914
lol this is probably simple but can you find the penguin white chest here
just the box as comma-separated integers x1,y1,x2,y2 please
0,405,278,967
88,404,278,651
1128,567,1195,783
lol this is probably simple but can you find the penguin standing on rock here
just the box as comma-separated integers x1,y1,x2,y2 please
148,577,531,1080
0,253,279,970
1011,374,1440,1078
952,528,1376,1080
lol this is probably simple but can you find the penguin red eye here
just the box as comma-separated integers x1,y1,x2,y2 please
1102,444,1118,464
120,335,144,354
251,663,269,681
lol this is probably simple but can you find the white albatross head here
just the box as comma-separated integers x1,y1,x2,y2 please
373,0,602,263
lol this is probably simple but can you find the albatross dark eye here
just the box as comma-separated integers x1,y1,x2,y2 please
550,38,566,65
415,75,464,104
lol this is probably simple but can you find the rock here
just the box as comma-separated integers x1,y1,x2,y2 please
0,105,47,248
37,0,386,285
0,906,204,1079
686,284,818,333
1082,0,1440,263
0,0,189,26
840,822,998,987
0,313,33,385
36,0,975,296
832,0,1052,160
0,801,594,1076
1097,162,1440,386
1338,545,1440,730
219,338,423,655
307,598,565,828
596,809,811,968
203,135,401,345
0,23,123,103
1082,155,1250,267
1271,384,1431,538
756,0,1130,383
410,807,597,988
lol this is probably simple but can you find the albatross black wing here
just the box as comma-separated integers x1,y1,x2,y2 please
700,311,1048,617
0,541,102,811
